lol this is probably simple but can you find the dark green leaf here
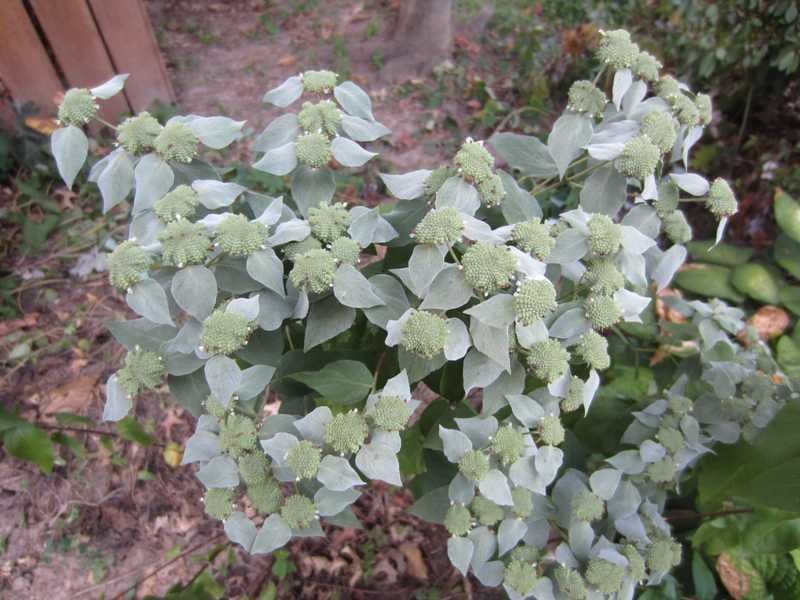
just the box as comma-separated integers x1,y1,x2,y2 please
288,360,372,405
3,425,54,473
116,417,156,447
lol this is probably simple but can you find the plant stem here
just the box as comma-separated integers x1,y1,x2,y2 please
666,507,754,522
284,325,295,351
39,423,166,448
372,351,387,392
93,116,118,131
448,247,461,266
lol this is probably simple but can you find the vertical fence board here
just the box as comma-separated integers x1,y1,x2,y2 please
0,0,63,115
28,0,130,121
89,0,174,112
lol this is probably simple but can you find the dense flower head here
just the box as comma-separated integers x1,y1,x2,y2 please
444,504,472,536
511,218,555,260
656,75,681,100
462,243,517,296
281,494,317,529
514,278,557,325
215,214,267,257
695,93,713,125
671,93,700,127
504,560,539,596
458,449,490,482
706,178,737,217
585,559,626,594
662,210,692,243
286,440,322,479
367,395,411,431
239,451,270,485
562,376,585,412
302,69,337,93
203,488,234,520
477,172,505,206
615,135,661,180
324,411,368,454
555,566,588,600
585,295,622,330
510,545,540,563
511,487,534,518
526,339,569,384
572,490,605,522
567,80,607,116
454,140,494,183
117,111,162,154
623,544,646,582
400,310,448,358
248,479,283,514
158,220,211,267
414,207,463,246
641,110,676,154
201,309,254,355
656,426,685,454
587,214,622,256
595,29,639,69
471,496,504,526
308,201,351,243
537,414,565,446
576,330,610,371
153,185,199,222
58,88,98,126
288,249,337,293
154,122,198,163
117,348,164,396
329,236,359,265
647,456,677,483
647,538,682,573
298,100,341,136
205,396,228,419
296,132,332,168
108,240,151,290
583,259,624,295
283,236,322,260
633,50,663,81
423,166,454,197
490,424,526,466
219,414,258,458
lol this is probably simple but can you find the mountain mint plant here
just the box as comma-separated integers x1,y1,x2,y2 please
51,33,796,598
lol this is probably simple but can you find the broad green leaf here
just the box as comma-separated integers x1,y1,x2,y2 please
177,115,245,149
204,355,241,407
252,514,292,554
314,487,361,516
420,266,472,311
340,114,390,142
498,169,541,223
435,176,480,215
379,170,431,200
464,294,515,329
333,264,384,308
303,296,355,351
192,179,246,209
126,279,174,326
103,374,132,422
262,75,303,107
253,113,299,153
546,229,588,264
98,148,134,212
547,113,593,179
172,266,217,320
363,274,410,329
197,455,239,488
237,365,275,401
246,249,285,297
224,511,257,551
580,164,626,216
348,207,398,246
253,142,297,176
291,166,335,216
317,455,364,490
3,424,54,473
168,370,209,416
182,429,221,464
775,188,800,243
448,537,474,576
289,359,372,405
334,81,374,120
90,73,129,99
133,153,173,215
489,132,558,178
691,552,717,600
116,416,155,446
331,136,376,167
355,441,402,485
51,125,88,189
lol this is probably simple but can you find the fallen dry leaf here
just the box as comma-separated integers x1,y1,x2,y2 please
655,288,688,324
399,542,427,580
38,375,98,415
716,554,749,600
737,305,790,344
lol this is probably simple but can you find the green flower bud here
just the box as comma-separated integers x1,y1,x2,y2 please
561,376,585,413
655,180,680,217
458,449,490,482
400,310,448,358
647,538,682,573
705,178,737,217
329,236,360,265
283,236,322,260
585,295,622,330
239,451,270,485
615,135,661,180
454,140,494,184
444,504,472,536
367,396,411,432
203,488,234,520
117,348,165,396
324,411,368,454
302,70,337,93
646,455,677,483
288,249,337,293
471,496,504,526
153,185,199,222
462,243,517,296
414,207,464,246
526,339,569,384
538,414,565,446
298,100,341,136
567,80,607,116
201,309,254,355
296,132,332,168
215,214,267,257
286,440,322,480
662,210,692,244
671,94,700,127
623,544,646,582
477,172,505,206
513,278,557,325
595,29,639,69
490,424,526,466
281,494,317,529
510,218,555,261
576,330,610,371
656,75,681,100
423,166,455,197
158,220,211,267
510,545,540,563
583,259,624,295
108,240,151,290
117,111,162,154
571,490,605,522
308,201,351,243
248,479,283,514
695,93,712,125
511,487,534,519
656,426,684,455
554,566,588,600
154,122,198,163
219,414,258,458
633,51,662,82
585,559,626,595
641,110,676,154
504,560,539,596
58,88,97,126
668,394,693,415
205,395,228,419
587,214,622,256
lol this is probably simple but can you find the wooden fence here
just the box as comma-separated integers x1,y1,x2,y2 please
0,0,173,122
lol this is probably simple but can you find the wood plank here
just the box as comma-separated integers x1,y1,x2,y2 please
0,0,63,115
89,0,174,112
29,0,130,122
